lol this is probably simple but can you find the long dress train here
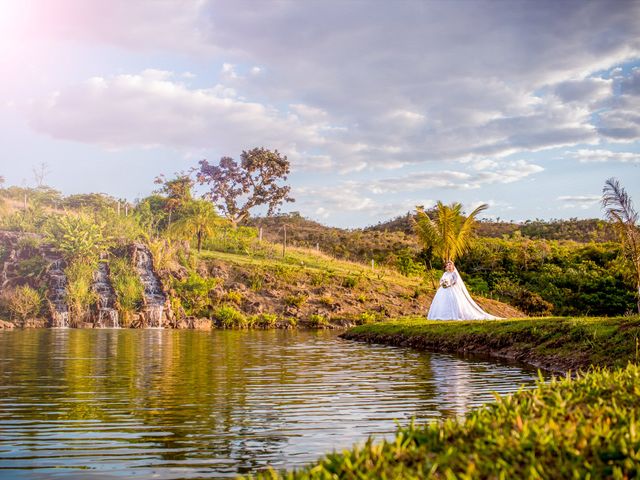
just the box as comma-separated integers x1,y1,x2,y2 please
427,268,498,320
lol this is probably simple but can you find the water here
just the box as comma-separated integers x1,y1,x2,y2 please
92,262,119,329
0,329,543,479
45,259,69,328
132,243,168,328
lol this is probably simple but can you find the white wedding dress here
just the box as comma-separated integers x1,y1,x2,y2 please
427,268,499,320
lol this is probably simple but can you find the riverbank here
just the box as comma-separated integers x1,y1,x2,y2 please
340,316,640,373
250,363,640,479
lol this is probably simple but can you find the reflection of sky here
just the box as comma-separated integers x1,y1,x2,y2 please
0,330,542,478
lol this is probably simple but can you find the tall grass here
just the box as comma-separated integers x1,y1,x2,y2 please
109,257,143,327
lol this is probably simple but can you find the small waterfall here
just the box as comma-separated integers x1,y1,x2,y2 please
132,243,168,328
47,258,70,328
92,261,120,328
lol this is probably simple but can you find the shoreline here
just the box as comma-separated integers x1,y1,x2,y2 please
340,316,640,374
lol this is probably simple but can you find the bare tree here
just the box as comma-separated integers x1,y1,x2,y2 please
602,178,640,313
32,162,50,188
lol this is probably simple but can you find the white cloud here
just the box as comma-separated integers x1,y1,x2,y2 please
568,149,640,163
557,195,601,209
368,160,543,194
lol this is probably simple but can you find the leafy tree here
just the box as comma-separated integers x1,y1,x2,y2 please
45,214,108,263
602,178,640,313
154,173,194,225
169,200,221,252
196,147,294,226
413,201,488,263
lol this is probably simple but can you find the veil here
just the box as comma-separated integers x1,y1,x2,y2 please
451,267,499,320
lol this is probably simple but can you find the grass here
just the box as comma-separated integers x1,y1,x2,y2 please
248,363,640,479
341,316,640,372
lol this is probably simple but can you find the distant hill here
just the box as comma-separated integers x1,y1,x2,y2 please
245,212,617,265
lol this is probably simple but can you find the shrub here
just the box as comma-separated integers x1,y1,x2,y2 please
65,261,97,322
319,295,335,306
356,293,367,303
342,274,360,289
173,273,220,317
252,312,278,328
493,278,553,316
213,305,248,328
224,290,243,305
248,271,264,291
110,257,144,326
284,294,307,308
6,285,42,324
45,213,108,262
357,311,378,325
308,313,329,328
16,256,48,280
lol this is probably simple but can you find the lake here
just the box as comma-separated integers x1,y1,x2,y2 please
0,329,541,479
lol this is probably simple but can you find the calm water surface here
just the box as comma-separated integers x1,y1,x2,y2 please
0,329,541,479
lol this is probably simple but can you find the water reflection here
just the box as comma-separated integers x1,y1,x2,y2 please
0,329,542,479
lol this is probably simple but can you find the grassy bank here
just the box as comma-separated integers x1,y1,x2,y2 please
249,364,640,479
340,316,640,373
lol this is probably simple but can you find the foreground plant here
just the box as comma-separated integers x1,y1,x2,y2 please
250,364,640,479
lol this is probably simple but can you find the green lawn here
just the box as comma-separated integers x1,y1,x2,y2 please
342,316,640,372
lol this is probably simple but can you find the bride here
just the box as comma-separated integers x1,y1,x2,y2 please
427,261,499,320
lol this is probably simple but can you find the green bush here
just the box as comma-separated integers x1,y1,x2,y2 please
308,313,329,328
252,312,278,329
250,364,640,479
65,261,97,322
5,285,42,324
110,257,144,326
284,294,307,308
45,213,108,262
172,273,220,317
223,290,243,305
213,305,248,329
342,275,359,289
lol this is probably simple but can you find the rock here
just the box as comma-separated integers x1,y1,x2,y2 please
192,318,212,330
0,319,15,329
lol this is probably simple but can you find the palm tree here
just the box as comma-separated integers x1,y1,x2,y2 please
602,178,640,313
169,200,220,252
413,201,489,264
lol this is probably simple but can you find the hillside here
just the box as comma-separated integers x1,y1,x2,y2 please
0,230,523,329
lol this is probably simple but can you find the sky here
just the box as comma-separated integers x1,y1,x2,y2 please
0,0,639,228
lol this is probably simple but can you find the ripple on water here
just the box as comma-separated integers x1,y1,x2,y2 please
0,329,542,479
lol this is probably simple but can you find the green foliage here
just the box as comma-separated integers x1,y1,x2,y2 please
213,305,248,328
4,285,42,323
308,314,329,328
284,294,307,308
168,200,221,252
413,201,488,263
223,290,243,305
357,311,378,324
110,257,144,325
395,248,425,276
492,278,553,316
250,363,640,479
172,273,220,317
252,312,278,328
65,261,97,322
16,256,48,280
45,214,108,263
341,274,360,289
203,226,260,254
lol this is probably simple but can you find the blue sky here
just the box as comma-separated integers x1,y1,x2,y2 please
0,0,639,227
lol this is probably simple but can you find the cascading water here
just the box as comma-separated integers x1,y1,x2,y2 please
132,243,168,328
93,261,120,328
47,258,70,328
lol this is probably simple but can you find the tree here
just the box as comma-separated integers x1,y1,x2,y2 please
169,200,221,252
413,201,488,263
602,178,640,313
154,173,194,225
196,147,294,226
